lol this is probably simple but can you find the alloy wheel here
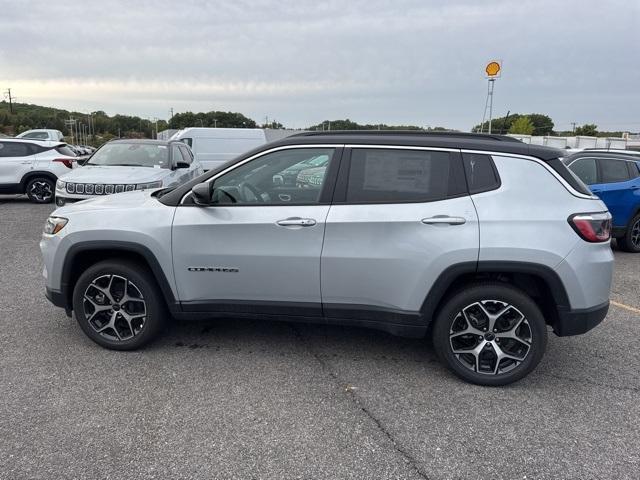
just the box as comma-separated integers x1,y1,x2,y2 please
83,274,147,341
631,219,640,249
449,300,532,375
30,181,53,202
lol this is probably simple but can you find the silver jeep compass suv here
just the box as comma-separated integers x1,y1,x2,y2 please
40,132,613,386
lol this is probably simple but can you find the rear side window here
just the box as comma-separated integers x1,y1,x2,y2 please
568,158,597,185
599,159,630,183
55,145,77,157
627,161,640,178
462,153,500,193
180,138,193,148
22,132,49,140
345,149,457,203
0,142,32,157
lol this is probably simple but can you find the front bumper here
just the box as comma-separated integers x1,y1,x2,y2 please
554,301,609,336
55,192,92,206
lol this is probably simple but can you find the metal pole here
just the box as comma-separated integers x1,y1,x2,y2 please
488,79,495,134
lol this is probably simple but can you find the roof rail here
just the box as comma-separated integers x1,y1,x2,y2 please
291,130,522,143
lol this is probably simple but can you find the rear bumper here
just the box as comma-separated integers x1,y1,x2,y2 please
554,301,609,336
45,287,72,317
45,287,67,308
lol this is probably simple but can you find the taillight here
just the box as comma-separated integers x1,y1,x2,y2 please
568,212,612,242
53,158,74,169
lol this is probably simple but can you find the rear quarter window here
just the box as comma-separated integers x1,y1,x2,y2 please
462,153,500,193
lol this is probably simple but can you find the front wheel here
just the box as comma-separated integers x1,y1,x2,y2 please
617,214,640,253
432,283,547,386
72,260,167,350
25,177,55,203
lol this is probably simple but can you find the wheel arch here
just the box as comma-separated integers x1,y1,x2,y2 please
20,171,58,192
60,241,179,314
421,261,570,330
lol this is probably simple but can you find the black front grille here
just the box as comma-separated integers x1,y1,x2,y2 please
66,183,136,195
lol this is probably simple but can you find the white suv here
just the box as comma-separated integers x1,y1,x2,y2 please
0,138,76,203
40,132,614,385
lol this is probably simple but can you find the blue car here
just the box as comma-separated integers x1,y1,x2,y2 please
564,152,640,252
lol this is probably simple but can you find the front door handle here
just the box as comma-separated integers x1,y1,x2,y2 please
276,217,317,227
421,215,466,225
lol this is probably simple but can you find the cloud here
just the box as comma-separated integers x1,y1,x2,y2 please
0,0,638,130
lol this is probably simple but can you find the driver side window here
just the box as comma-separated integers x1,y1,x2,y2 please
210,148,335,205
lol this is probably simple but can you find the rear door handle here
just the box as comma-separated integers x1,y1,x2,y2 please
276,217,317,227
421,215,466,225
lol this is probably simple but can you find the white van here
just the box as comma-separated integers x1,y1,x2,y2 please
170,128,267,171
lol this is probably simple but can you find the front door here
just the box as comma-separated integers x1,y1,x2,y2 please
172,146,341,316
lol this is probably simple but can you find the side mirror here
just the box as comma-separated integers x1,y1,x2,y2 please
175,161,190,169
191,182,211,205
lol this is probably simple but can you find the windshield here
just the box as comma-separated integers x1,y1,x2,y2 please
86,143,169,168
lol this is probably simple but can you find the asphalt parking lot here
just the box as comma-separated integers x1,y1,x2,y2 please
1,196,639,480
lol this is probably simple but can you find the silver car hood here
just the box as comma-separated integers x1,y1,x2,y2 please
58,165,169,184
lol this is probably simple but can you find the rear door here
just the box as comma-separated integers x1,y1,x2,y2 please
0,141,36,187
594,158,636,227
321,146,478,320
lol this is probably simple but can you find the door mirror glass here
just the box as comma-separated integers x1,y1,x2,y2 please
175,161,190,169
192,182,212,205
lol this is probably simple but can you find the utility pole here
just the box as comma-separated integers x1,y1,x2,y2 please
4,88,14,113
65,118,76,144
571,122,577,134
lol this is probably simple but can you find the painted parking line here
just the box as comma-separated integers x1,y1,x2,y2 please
610,300,640,315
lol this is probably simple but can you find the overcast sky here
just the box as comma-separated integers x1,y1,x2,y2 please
0,0,638,131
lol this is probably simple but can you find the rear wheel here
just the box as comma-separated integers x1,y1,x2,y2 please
617,214,640,253
25,177,54,203
72,260,167,350
433,283,547,386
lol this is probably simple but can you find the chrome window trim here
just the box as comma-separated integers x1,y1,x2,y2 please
179,144,343,204
462,149,598,200
344,144,460,153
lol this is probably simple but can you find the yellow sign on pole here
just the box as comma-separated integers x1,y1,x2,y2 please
485,60,502,78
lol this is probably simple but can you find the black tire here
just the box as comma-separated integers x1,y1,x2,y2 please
72,260,167,350
25,177,55,203
432,282,547,386
617,214,640,253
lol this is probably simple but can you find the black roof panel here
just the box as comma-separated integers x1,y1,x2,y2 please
268,132,563,161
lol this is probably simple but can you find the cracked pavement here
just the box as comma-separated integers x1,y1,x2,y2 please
1,196,639,479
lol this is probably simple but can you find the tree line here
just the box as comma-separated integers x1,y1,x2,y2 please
1,101,621,145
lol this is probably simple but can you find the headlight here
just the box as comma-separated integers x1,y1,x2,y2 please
136,180,163,190
44,216,68,235
56,180,66,190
